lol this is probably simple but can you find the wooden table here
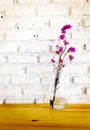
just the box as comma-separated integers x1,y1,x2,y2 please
0,104,90,130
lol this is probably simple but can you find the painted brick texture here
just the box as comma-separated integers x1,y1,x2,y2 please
0,0,90,104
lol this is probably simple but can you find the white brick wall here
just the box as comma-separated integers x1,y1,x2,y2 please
0,0,90,104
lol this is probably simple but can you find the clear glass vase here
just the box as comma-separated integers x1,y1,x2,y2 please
52,97,67,110
50,92,67,110
50,71,67,110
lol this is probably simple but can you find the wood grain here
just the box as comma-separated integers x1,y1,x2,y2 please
0,104,90,130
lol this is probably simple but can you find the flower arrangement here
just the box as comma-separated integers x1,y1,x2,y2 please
50,24,76,108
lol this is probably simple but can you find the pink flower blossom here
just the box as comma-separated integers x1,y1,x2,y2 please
51,59,55,63
62,64,65,67
68,47,76,52
56,51,60,54
69,55,74,60
59,47,63,52
63,40,69,45
59,59,63,63
59,34,65,40
51,24,75,70
56,45,59,48
61,24,72,33
56,47,63,54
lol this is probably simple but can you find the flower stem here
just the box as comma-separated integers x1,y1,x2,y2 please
51,63,61,108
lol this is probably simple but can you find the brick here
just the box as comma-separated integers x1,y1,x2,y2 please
72,44,83,54
0,74,9,85
0,89,21,96
72,4,90,16
0,18,15,30
5,99,36,104
19,43,49,53
6,30,35,41
26,63,54,73
0,64,24,74
82,53,90,62
36,97,49,103
63,62,87,74
18,0,48,5
74,51,90,62
23,85,49,98
39,53,54,63
64,88,82,96
8,53,37,63
71,5,83,16
1,21,70,41
82,4,90,15
6,6,36,17
10,74,40,85
17,17,50,29
0,42,18,52
38,28,60,40
5,94,49,104
5,96,35,104
72,31,90,40
37,5,70,16
50,16,80,28
74,76,90,84
50,16,67,28
41,73,55,84
67,95,90,104
0,0,13,6
23,88,44,96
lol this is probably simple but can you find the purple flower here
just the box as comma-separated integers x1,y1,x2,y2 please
61,29,66,33
64,40,69,45
59,47,63,52
59,34,65,40
65,24,72,29
68,47,76,52
56,51,60,54
61,24,72,33
59,59,63,63
51,59,55,63
62,64,65,67
56,45,59,48
56,47,63,54
51,24,75,71
69,55,74,60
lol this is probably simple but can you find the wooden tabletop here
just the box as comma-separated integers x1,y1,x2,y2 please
0,104,90,130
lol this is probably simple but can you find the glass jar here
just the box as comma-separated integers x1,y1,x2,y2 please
50,71,67,110
53,97,67,110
